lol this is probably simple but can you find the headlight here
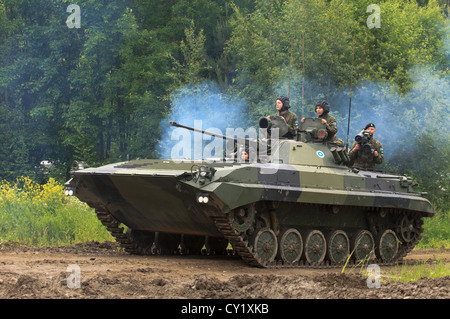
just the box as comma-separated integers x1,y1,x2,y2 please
196,193,209,204
64,187,76,196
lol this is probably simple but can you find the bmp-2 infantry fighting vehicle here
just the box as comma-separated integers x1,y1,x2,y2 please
65,117,434,268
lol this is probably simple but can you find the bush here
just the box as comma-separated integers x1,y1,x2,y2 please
0,177,113,246
417,209,450,249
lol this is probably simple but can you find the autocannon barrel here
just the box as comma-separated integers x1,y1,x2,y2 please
169,121,236,142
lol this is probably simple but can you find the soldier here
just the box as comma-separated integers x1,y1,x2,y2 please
271,96,299,139
301,100,344,145
240,147,257,163
348,123,384,169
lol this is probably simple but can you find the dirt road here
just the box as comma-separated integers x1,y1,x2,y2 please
0,241,448,300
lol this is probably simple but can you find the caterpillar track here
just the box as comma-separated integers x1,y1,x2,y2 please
211,207,424,268
95,204,424,269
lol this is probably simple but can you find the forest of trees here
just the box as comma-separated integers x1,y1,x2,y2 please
0,0,448,210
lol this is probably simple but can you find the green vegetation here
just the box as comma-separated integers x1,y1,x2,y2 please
353,257,450,284
417,210,450,249
386,258,450,282
0,177,113,245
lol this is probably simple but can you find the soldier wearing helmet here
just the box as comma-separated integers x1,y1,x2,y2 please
273,96,299,139
301,100,344,145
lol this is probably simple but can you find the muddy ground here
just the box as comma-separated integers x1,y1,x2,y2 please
0,241,448,302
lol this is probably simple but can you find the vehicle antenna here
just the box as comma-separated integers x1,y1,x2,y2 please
346,36,356,152
288,36,293,99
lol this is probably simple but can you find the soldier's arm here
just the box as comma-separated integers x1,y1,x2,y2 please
373,142,384,164
348,142,357,160
287,114,299,136
326,117,338,136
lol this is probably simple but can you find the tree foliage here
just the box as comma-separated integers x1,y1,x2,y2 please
0,0,448,210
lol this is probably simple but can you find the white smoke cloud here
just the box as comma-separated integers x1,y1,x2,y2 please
157,82,248,160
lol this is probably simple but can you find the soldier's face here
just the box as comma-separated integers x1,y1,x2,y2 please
316,106,324,116
276,100,283,111
366,127,376,135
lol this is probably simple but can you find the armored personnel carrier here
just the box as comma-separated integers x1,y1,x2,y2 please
65,117,434,267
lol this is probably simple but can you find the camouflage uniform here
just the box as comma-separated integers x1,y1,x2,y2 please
348,138,384,169
318,113,344,146
278,110,299,139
